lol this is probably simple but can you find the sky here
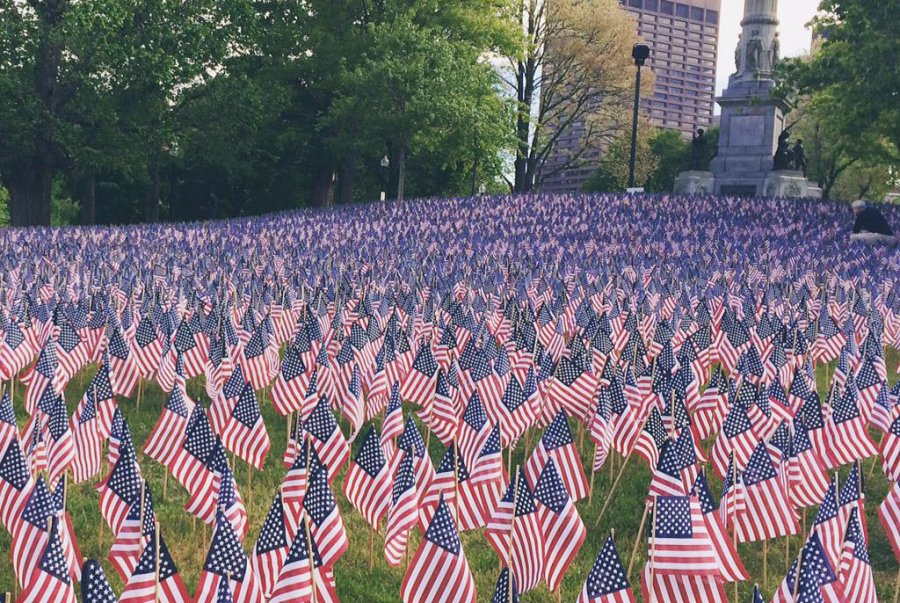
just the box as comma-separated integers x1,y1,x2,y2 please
715,0,821,95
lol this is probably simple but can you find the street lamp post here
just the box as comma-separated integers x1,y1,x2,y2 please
380,155,390,201
628,43,651,191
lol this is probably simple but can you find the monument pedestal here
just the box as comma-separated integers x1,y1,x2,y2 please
763,171,813,198
673,171,715,195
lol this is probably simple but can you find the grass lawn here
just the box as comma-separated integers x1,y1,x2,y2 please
0,347,897,602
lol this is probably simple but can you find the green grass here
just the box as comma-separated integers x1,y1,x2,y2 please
0,348,898,602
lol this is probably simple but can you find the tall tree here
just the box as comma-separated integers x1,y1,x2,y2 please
502,0,644,193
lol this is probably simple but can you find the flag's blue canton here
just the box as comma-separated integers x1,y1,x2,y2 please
844,508,870,564
5,321,24,349
768,380,788,407
304,369,320,398
234,383,261,428
0,388,15,425
127,482,156,536
165,385,190,418
58,322,81,353
691,471,717,514
789,370,813,400
463,391,488,430
769,422,792,458
216,575,234,603
244,329,265,359
304,467,336,527
135,319,157,348
643,408,669,452
479,424,502,459
833,384,861,424
655,440,683,481
174,321,196,353
175,403,211,462
490,567,519,603
799,395,825,431
397,417,426,458
752,585,766,603
281,347,306,381
513,469,538,517
40,517,71,583
108,328,130,360
584,536,630,597
814,477,839,526
785,533,837,597
204,509,248,580
502,377,526,412
0,439,30,491
722,402,753,438
349,322,368,350
543,410,573,451
133,532,180,580
108,442,142,501
653,495,692,539
256,493,288,554
91,364,115,402
606,378,627,415
391,449,416,505
82,559,117,603
22,476,54,530
436,443,469,481
284,517,323,567
336,339,353,366
532,459,569,514
47,395,69,440
51,474,66,511
222,364,245,399
424,497,461,555
840,462,864,507
305,399,338,443
412,343,437,377
217,463,238,509
348,365,361,399
556,356,582,387
856,359,881,391
742,443,776,486
354,427,386,479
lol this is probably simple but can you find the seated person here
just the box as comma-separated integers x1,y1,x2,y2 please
851,200,897,245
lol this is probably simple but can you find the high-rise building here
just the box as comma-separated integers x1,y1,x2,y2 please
540,0,721,193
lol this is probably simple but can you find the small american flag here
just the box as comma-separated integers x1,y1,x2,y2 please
251,491,294,599
384,449,418,567
118,528,190,603
268,516,338,603
221,382,270,470
838,508,876,603
736,441,799,542
344,426,391,529
303,398,350,480
771,533,843,603
525,409,589,502
0,438,33,533
17,516,77,603
80,559,118,603
484,468,543,594
532,458,586,592
303,466,348,568
877,478,900,564
577,535,635,603
193,508,264,603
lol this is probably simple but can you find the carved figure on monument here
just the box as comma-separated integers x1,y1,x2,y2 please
746,31,764,73
770,33,781,69
792,140,807,176
735,34,743,72
773,129,794,170
690,129,708,170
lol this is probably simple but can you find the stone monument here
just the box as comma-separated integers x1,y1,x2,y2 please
675,0,822,198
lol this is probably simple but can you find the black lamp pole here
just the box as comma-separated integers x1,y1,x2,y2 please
628,43,651,190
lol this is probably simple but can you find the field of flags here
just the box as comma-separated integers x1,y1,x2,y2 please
0,192,898,602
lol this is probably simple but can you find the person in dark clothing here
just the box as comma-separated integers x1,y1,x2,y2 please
851,200,897,245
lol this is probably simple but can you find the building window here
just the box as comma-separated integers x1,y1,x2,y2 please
706,10,718,25
675,4,689,18
691,6,704,22
660,1,674,15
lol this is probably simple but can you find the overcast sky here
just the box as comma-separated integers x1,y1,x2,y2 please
715,0,821,95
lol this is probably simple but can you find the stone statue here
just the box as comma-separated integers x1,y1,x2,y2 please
792,139,807,176
690,129,708,170
735,34,743,72
746,31,764,73
773,129,794,170
770,32,781,69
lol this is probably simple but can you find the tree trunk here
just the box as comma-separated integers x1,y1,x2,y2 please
396,145,407,201
338,153,357,204
78,173,96,225
309,168,334,207
145,163,160,222
6,159,53,226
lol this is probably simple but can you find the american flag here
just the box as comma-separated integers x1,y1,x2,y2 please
469,423,506,520
736,441,799,543
384,448,418,567
824,382,877,469
525,409,589,502
0,387,16,447
458,391,492,471
268,516,339,603
23,340,59,415
881,413,900,481
303,398,349,481
837,508,876,603
45,393,74,484
631,407,670,471
72,368,117,483
399,340,438,408
690,471,748,583
171,407,217,489
56,321,89,383
193,508,264,603
251,491,295,599
283,435,323,509
771,533,843,603
490,567,520,603
811,476,844,567
131,316,162,378
788,417,831,508
0,437,32,533
118,527,190,603
303,466,348,568
381,382,405,457
877,478,900,563
107,327,140,397
532,458,586,592
484,468,543,594
400,495,477,603
578,535,635,603
97,438,143,536
81,559,118,603
13,476,58,588
394,416,436,498
221,382,270,470
108,480,155,581
711,392,759,479
271,344,309,416
344,426,391,529
425,370,461,447
419,442,483,531
143,376,193,469
17,516,77,603
497,373,536,447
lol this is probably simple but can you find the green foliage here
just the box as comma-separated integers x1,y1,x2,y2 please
0,187,8,226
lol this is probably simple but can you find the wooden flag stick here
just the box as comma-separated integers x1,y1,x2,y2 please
627,501,651,579
763,540,768,587
287,412,293,449
507,466,520,603
162,469,168,501
594,448,634,526
154,521,161,603
731,451,738,603
453,437,460,530
792,541,804,600
369,527,375,570
588,445,597,503
305,517,319,603
893,563,900,603
648,495,658,603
